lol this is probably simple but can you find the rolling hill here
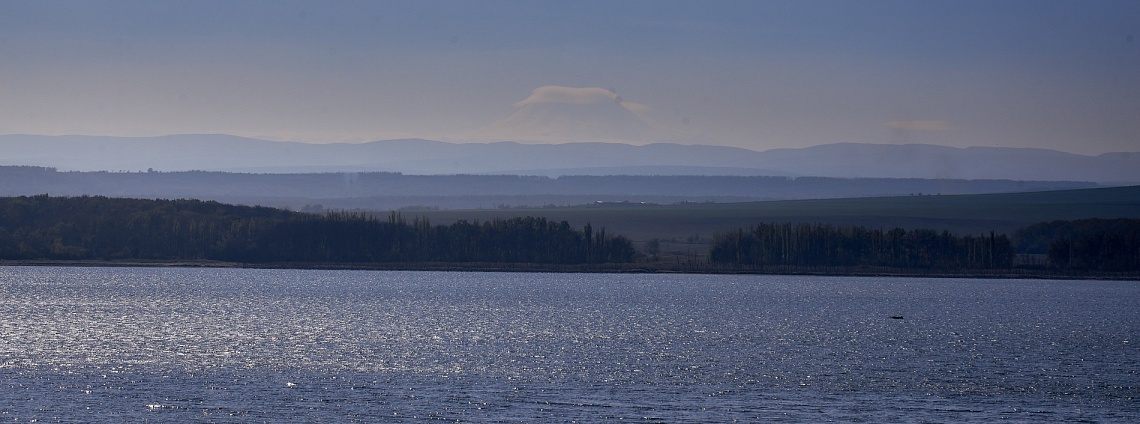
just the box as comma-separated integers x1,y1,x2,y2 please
408,185,1140,245
1,134,1137,183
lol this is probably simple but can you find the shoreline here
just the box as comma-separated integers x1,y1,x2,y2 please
2,259,1136,281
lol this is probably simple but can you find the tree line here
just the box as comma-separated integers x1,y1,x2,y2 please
1013,218,1140,272
234,212,635,264
0,195,634,264
2,195,1135,273
710,219,1140,272
710,223,1013,270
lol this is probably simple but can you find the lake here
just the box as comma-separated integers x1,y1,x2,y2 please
0,267,1136,422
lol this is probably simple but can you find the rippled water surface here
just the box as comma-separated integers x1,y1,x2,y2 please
1,267,1137,422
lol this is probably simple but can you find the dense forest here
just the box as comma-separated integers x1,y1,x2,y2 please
710,224,1013,270
710,220,1140,272
0,195,635,264
1014,219,1140,271
1,195,1136,274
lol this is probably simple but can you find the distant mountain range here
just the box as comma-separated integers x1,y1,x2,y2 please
1,134,1137,183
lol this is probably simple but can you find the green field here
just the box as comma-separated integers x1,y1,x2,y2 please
407,185,1140,256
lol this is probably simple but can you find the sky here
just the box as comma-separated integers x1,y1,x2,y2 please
0,0,1137,155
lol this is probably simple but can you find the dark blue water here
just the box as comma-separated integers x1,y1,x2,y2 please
1,267,1137,422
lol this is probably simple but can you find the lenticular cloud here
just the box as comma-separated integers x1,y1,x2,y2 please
468,86,664,144
515,86,623,106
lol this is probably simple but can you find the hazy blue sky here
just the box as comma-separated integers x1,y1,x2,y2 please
1,0,1137,154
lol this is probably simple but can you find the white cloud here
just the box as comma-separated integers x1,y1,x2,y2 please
513,86,650,112
514,86,618,106
462,85,682,144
